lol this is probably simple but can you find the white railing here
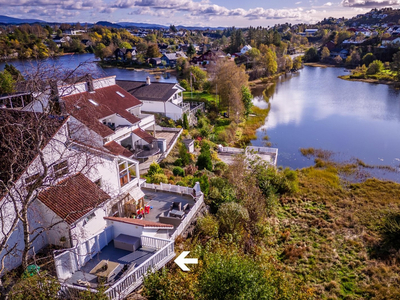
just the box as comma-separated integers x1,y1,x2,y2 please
141,235,172,250
138,114,155,129
170,192,204,240
104,239,175,300
142,182,194,196
58,235,174,300
179,102,190,113
246,146,278,155
219,147,244,154
189,102,205,114
246,146,278,166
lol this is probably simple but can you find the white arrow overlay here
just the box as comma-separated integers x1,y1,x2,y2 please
174,251,198,271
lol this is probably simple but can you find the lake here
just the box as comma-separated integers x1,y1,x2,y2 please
0,53,177,83
251,66,400,180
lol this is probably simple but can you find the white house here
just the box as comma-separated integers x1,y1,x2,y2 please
117,77,188,121
240,45,252,54
0,109,144,272
56,76,161,162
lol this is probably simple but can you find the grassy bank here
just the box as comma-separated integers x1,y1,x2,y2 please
143,154,400,299
339,74,396,86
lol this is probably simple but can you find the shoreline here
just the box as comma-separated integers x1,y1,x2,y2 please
338,75,397,86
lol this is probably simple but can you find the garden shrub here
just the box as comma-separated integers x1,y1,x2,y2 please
197,214,219,238
151,173,168,184
173,167,185,177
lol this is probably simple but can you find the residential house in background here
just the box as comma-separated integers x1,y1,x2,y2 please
161,51,187,67
191,49,226,65
116,77,187,121
114,48,137,61
58,76,161,163
240,44,252,54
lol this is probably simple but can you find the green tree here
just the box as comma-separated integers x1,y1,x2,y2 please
183,113,189,129
304,47,319,62
147,162,164,176
366,60,384,75
241,86,252,117
216,202,249,235
196,143,212,171
321,46,330,62
198,253,275,300
119,41,132,49
179,143,191,166
187,43,196,58
391,51,400,81
293,56,302,70
0,70,15,94
189,66,207,91
4,63,24,81
362,53,376,67
94,43,106,61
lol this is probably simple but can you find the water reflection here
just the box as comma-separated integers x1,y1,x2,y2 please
251,66,400,179
0,53,177,83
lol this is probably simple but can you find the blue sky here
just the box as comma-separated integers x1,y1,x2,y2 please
1,0,399,27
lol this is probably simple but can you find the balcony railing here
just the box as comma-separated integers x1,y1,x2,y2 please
56,231,174,300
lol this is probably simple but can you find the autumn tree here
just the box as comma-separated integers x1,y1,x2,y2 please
391,51,400,81
321,47,330,62
146,44,161,58
211,60,249,121
189,66,207,91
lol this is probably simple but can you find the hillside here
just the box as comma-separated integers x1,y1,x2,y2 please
0,15,44,24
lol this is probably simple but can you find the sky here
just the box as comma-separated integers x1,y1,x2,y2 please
1,0,399,27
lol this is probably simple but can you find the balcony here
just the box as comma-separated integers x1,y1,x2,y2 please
178,102,190,114
137,113,155,130
56,227,174,300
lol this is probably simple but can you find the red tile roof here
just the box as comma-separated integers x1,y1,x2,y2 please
38,173,110,225
104,216,174,228
104,141,134,158
132,128,156,144
61,85,142,138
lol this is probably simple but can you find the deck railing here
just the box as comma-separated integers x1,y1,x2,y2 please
58,235,174,300
142,182,194,196
170,192,204,240
104,239,174,300
218,147,244,154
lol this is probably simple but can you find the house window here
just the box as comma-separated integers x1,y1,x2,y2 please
25,173,40,186
83,212,96,226
53,160,68,178
94,178,102,187
118,160,136,187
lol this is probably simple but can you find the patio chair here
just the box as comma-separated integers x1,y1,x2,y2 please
182,203,189,211
170,201,181,211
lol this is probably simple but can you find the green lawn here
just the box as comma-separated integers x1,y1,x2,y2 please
183,91,217,103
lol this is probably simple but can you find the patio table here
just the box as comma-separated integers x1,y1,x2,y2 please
170,209,185,218
89,260,121,283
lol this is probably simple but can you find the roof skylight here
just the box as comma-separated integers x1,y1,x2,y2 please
88,99,99,106
116,91,125,98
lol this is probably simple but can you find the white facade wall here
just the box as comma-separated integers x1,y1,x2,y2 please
165,102,184,120
141,100,166,114
70,207,107,246
105,219,162,238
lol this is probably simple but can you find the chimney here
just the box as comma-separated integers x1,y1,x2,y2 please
86,74,94,93
146,76,151,85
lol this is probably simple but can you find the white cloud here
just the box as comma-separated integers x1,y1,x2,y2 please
324,2,333,5
341,0,400,7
